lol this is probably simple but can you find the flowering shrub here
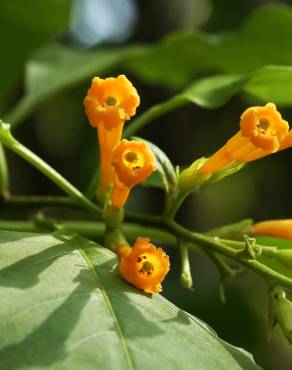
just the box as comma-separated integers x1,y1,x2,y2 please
3,3,292,370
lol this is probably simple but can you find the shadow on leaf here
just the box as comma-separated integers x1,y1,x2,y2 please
0,271,95,370
0,243,72,289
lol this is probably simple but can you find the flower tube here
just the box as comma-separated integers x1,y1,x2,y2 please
118,237,170,293
84,75,140,189
200,103,291,174
111,140,156,208
252,219,292,240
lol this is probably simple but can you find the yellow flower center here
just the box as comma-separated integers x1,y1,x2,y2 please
257,118,270,132
137,254,156,277
123,150,144,170
142,261,154,274
257,117,276,136
106,96,117,106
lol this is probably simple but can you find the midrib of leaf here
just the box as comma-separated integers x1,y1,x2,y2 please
78,248,135,370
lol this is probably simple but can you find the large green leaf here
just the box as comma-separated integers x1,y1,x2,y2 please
0,229,261,369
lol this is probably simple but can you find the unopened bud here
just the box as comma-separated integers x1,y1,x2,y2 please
274,290,292,344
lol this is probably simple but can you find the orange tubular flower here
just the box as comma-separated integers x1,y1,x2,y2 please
111,140,156,208
200,103,291,174
83,75,140,188
119,237,170,293
252,220,292,241
280,130,292,151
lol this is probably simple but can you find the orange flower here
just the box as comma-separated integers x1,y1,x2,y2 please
200,103,291,174
252,219,292,240
111,140,156,208
84,75,140,130
83,75,140,189
280,130,292,151
119,237,170,293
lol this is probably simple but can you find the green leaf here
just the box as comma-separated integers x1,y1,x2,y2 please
141,171,164,189
0,0,70,111
181,74,247,108
7,45,130,126
181,66,292,108
133,137,177,195
126,4,292,86
0,229,261,370
244,66,292,105
124,65,292,137
9,4,292,127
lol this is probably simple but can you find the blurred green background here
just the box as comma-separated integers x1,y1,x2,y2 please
2,0,292,368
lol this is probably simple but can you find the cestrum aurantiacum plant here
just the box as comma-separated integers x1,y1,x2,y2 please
82,74,292,343
0,71,292,343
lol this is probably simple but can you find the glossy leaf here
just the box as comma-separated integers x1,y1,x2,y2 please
0,229,261,370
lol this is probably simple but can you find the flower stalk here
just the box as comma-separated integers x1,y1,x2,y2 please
179,241,193,289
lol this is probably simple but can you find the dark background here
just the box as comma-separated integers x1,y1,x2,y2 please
2,1,292,368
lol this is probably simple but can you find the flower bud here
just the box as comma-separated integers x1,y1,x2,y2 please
274,290,292,344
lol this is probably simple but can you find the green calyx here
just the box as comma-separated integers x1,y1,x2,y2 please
178,157,210,192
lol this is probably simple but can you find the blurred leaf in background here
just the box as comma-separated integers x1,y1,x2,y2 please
0,0,71,112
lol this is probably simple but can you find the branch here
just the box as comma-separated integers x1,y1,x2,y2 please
166,219,292,291
1,195,84,210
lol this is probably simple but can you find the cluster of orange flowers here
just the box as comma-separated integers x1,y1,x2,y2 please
84,75,169,293
84,75,292,294
84,75,156,208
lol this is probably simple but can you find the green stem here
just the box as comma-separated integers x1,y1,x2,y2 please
0,144,9,195
2,138,100,216
221,238,277,253
164,189,188,220
203,249,241,302
125,210,163,227
0,194,163,227
124,96,186,138
204,249,240,279
166,220,292,290
1,195,84,209
0,220,176,246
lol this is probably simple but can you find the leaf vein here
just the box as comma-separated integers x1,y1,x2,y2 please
78,249,135,370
